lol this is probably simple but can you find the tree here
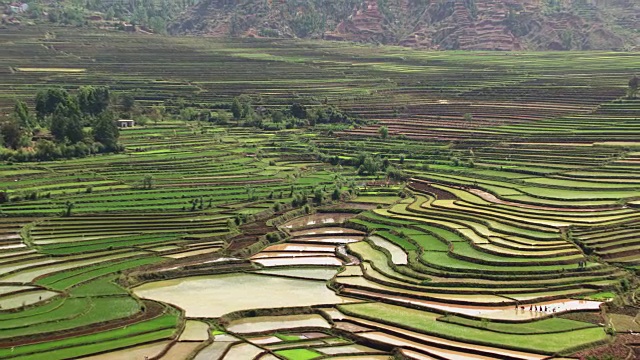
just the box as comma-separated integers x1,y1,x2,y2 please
628,75,639,99
120,93,136,112
77,86,110,116
142,175,154,190
241,102,253,119
93,111,120,151
272,111,284,123
358,155,380,175
46,96,85,144
50,105,69,142
378,126,389,139
35,140,61,160
65,114,85,144
148,16,167,34
463,113,473,122
231,97,242,119
0,119,22,149
14,100,34,129
245,186,256,201
290,103,307,119
149,106,165,123
64,201,74,217
105,7,115,20
35,88,74,119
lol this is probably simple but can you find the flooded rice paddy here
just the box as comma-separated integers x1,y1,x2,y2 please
130,212,605,359
133,273,351,317
255,267,339,280
368,235,408,265
178,320,210,341
227,314,330,333
282,213,357,229
221,342,264,359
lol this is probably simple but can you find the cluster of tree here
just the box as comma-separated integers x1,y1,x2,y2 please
225,0,359,38
46,5,86,26
504,7,534,37
349,152,406,180
5,0,196,32
83,0,198,34
0,86,123,162
3,1,88,26
228,95,364,130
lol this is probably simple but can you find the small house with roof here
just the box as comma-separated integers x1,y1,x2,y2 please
117,119,135,128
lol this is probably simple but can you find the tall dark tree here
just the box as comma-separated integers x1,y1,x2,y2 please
290,103,307,119
629,75,639,99
14,100,34,129
120,93,136,112
50,104,69,142
93,111,120,151
35,88,74,119
231,97,242,119
77,86,110,116
0,119,22,149
65,115,85,144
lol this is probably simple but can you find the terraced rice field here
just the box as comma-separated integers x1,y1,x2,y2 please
1,25,639,359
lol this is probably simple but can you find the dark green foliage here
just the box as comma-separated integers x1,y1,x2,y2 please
629,75,639,99
291,192,309,207
65,115,85,144
120,93,136,112
387,166,407,181
50,105,69,142
230,94,364,130
142,175,154,190
620,278,630,292
1,87,124,161
50,103,84,144
332,187,342,201
14,100,35,129
93,111,120,151
313,187,324,205
379,125,388,139
35,88,76,119
290,11,322,38
231,97,242,119
0,119,22,149
272,111,284,123
64,201,74,217
290,103,307,119
77,86,110,116
34,140,60,160
84,0,197,34
358,156,379,175
266,232,282,243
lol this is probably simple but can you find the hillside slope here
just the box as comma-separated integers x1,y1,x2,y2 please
169,0,640,50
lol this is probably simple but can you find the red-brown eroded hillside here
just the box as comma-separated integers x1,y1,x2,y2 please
170,0,640,50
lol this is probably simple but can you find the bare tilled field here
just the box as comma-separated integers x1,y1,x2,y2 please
0,26,639,360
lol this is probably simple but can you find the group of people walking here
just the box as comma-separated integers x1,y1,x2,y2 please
515,303,559,313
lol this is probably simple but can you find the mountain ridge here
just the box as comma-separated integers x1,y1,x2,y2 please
169,0,640,51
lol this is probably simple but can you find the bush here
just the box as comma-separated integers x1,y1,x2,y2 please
266,232,282,243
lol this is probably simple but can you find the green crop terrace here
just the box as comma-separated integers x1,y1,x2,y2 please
0,25,639,360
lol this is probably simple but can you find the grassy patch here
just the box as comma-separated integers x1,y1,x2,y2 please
338,302,607,353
